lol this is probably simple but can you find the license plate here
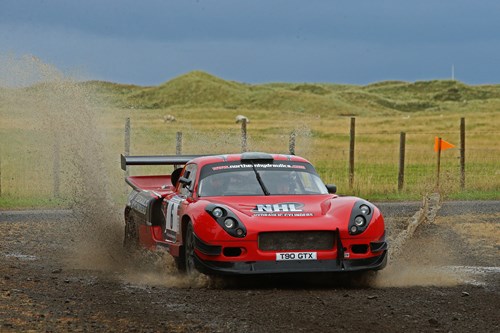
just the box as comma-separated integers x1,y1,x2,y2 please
276,252,317,261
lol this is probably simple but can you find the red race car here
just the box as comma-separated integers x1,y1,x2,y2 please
121,152,387,275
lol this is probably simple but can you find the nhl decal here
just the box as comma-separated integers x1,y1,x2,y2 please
252,202,314,217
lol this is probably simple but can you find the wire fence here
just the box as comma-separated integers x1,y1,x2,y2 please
1,117,499,201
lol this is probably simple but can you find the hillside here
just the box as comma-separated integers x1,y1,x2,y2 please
83,71,500,115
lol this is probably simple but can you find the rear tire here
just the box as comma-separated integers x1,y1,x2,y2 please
123,215,139,252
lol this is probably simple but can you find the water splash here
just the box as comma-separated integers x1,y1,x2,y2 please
1,54,124,270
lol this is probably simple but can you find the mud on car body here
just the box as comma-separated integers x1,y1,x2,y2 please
122,152,387,275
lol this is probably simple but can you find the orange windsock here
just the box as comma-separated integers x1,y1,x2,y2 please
434,137,455,152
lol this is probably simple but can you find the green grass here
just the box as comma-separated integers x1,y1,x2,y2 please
1,70,499,209
0,196,71,210
446,190,500,201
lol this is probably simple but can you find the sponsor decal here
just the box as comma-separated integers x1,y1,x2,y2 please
212,163,306,171
130,194,150,215
252,202,314,217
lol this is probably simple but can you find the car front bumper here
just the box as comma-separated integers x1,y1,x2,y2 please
193,250,387,275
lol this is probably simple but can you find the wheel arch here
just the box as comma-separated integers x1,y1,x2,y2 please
180,214,192,245
174,214,193,273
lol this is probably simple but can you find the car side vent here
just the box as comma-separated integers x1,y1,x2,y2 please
351,244,369,254
223,247,242,257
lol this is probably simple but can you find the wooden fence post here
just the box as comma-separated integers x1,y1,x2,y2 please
349,117,355,189
176,132,183,155
398,132,406,191
53,139,60,198
289,130,296,155
460,117,465,190
436,137,442,188
174,132,183,169
124,117,131,178
0,155,2,197
241,119,248,152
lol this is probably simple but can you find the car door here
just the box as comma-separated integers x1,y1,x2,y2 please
161,163,198,242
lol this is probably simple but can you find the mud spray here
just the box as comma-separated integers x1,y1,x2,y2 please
371,193,465,288
0,54,197,288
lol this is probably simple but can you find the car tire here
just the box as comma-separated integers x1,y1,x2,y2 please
174,250,186,272
123,215,139,252
184,222,199,276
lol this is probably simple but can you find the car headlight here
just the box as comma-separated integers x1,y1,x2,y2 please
212,207,224,218
348,201,374,235
205,204,247,238
224,217,236,229
359,204,371,215
354,215,366,227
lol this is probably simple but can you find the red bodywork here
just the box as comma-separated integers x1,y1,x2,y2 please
123,153,387,275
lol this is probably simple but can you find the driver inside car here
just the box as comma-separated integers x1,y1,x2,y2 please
270,174,293,195
199,174,227,196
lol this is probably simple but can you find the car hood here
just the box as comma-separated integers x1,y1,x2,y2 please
204,194,353,219
198,195,380,233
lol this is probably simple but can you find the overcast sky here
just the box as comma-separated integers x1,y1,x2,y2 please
1,0,499,86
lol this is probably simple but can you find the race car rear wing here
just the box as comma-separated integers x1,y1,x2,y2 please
121,154,206,170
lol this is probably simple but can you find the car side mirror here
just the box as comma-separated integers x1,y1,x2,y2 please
178,177,194,194
325,184,337,194
179,177,192,187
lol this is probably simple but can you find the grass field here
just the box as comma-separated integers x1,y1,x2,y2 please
1,70,499,209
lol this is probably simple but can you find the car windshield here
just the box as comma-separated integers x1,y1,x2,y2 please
198,163,328,197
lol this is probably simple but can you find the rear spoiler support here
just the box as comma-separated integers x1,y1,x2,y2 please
121,154,206,171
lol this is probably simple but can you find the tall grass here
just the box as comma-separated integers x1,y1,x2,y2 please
1,71,499,208
1,106,498,209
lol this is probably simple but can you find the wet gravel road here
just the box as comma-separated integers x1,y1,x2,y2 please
1,201,499,332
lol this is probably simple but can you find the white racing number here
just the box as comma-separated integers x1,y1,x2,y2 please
163,196,184,241
276,252,317,261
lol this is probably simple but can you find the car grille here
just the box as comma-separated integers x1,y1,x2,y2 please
258,231,335,251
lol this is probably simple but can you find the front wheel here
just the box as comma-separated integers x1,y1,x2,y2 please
184,222,199,276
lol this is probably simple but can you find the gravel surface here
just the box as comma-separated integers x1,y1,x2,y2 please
1,201,499,332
